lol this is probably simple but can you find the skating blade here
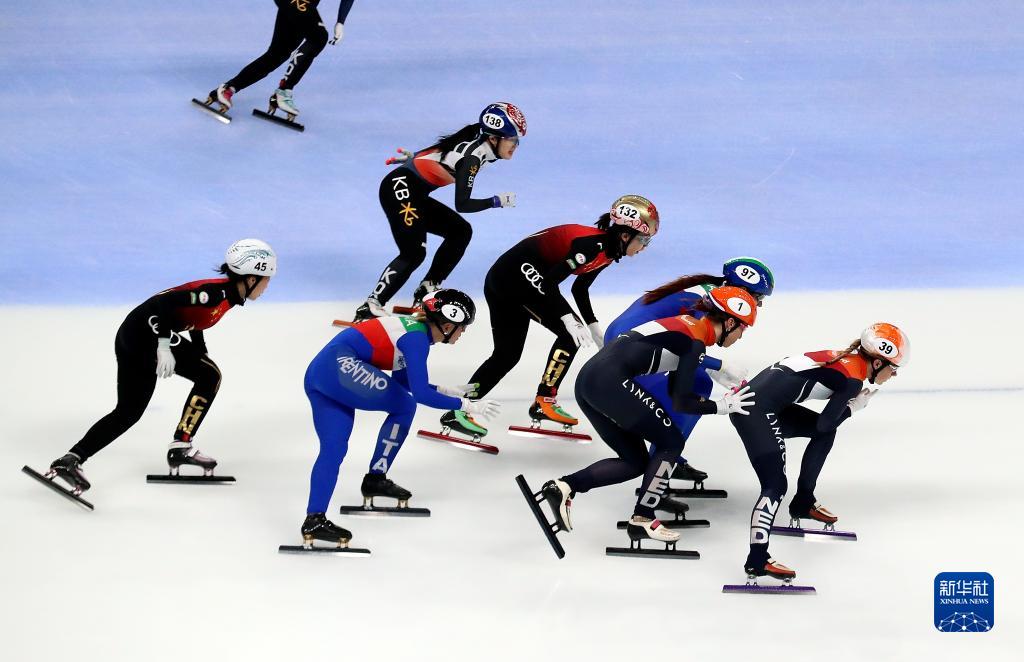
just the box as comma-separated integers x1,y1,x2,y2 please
771,525,857,541
515,474,566,559
605,546,700,559
22,466,94,511
338,505,430,517
146,474,236,484
722,583,816,595
416,430,499,454
252,109,305,132
507,425,592,443
616,518,709,530
278,544,371,556
191,98,231,124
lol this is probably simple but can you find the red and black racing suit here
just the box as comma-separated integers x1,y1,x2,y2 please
69,278,246,462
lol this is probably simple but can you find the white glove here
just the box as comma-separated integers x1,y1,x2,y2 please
330,22,344,45
561,314,592,348
587,322,605,348
848,388,876,414
460,398,501,420
709,362,748,389
494,192,516,208
715,384,755,415
438,383,477,398
156,338,176,379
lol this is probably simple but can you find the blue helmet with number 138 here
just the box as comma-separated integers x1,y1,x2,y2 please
479,102,527,139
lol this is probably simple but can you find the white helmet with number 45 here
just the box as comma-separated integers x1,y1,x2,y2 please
225,239,277,277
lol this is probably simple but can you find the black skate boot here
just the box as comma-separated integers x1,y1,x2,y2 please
21,452,95,510
541,479,573,532
671,461,708,483
616,495,709,529
301,513,352,548
353,297,385,323
339,473,430,517
277,513,370,555
49,453,91,494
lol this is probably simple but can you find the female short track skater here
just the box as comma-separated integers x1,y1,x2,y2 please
538,287,759,543
204,0,356,117
353,102,526,322
440,195,659,438
731,322,910,582
604,257,775,482
41,239,277,495
300,290,501,547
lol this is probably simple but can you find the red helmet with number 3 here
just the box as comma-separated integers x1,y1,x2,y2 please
705,286,758,327
860,322,910,367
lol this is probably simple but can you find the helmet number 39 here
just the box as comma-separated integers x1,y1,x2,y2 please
877,340,896,357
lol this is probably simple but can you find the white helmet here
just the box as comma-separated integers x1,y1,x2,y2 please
860,322,910,367
225,239,277,277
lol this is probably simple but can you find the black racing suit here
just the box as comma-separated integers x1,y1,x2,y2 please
227,0,355,92
730,350,866,569
368,135,499,305
466,224,620,399
69,278,246,462
561,315,719,518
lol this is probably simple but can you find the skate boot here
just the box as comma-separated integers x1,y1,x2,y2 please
301,513,352,548
273,88,299,117
208,83,234,110
626,515,680,543
540,479,573,531
646,495,709,528
167,442,218,476
340,472,430,516
529,396,579,429
48,453,91,495
671,461,708,483
745,557,797,582
411,280,441,309
789,498,838,530
440,409,488,438
606,514,698,558
353,297,386,323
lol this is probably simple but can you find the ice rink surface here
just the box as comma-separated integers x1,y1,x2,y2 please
3,0,1024,660
3,292,1023,660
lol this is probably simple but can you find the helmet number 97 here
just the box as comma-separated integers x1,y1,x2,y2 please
735,265,760,285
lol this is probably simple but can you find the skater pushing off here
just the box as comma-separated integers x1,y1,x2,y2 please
24,240,277,508
353,102,526,321
440,195,658,443
294,290,500,551
523,287,760,558
729,322,910,586
196,0,355,125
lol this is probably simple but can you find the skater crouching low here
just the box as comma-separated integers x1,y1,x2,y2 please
26,240,277,507
730,322,910,584
296,290,499,550
521,287,759,557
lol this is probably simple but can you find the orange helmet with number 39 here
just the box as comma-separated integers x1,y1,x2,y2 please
860,322,910,367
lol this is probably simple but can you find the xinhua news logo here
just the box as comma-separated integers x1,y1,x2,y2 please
934,572,994,632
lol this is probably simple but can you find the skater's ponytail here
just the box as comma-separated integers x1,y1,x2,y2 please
430,124,482,154
690,297,730,324
826,339,863,365
595,213,613,231
642,275,726,304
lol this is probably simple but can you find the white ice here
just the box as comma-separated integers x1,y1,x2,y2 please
2,290,1022,660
